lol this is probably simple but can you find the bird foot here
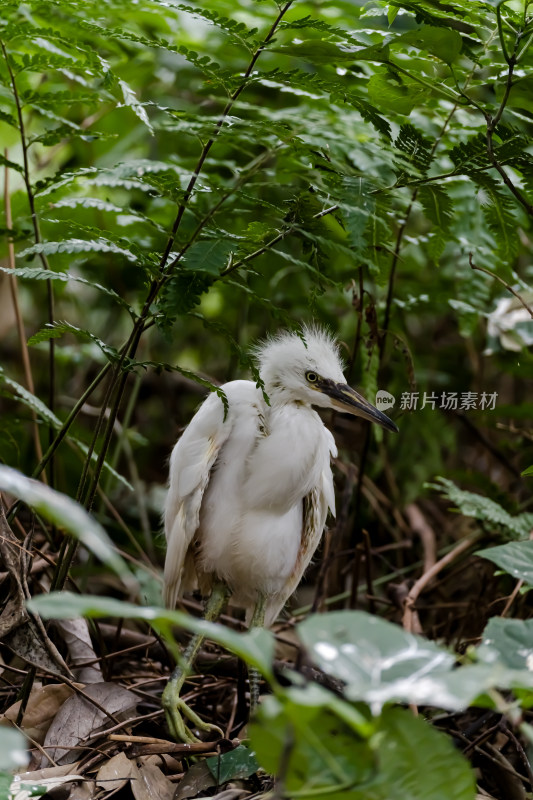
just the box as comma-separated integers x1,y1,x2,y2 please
163,681,224,743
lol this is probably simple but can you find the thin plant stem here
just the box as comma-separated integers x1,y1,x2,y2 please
6,361,113,525
1,40,56,483
3,152,45,476
469,254,533,318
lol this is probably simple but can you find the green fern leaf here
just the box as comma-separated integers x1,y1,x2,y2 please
18,238,139,262
117,78,153,134
182,239,235,275
0,154,24,174
449,134,489,171
0,265,135,315
395,124,433,175
418,185,453,231
474,175,520,259
338,177,378,258
0,364,133,490
254,69,390,138
29,125,110,147
47,197,165,232
159,271,214,319
428,477,533,539
0,366,61,430
28,322,119,363
165,3,259,47
0,109,17,127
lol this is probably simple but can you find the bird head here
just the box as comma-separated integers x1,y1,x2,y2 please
255,326,398,433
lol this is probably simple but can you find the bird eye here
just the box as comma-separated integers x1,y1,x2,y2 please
306,371,318,383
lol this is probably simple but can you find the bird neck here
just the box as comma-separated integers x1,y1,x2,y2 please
265,388,315,414
264,382,304,408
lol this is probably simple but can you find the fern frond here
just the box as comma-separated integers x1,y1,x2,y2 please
428,477,533,539
474,174,520,260
448,133,489,172
28,322,120,363
418,185,453,231
0,266,136,315
18,238,139,263
182,239,236,275
395,123,432,175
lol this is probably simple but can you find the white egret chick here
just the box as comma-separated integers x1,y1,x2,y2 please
162,326,397,742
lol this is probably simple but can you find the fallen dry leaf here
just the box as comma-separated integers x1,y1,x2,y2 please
66,779,96,799
3,683,77,743
173,761,218,800
55,619,102,684
130,759,174,800
96,751,133,793
0,593,26,638
41,682,138,766
5,617,71,676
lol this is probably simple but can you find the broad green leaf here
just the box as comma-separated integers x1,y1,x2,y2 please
480,617,533,670
476,541,533,586
28,592,276,680
251,699,475,800
299,611,533,711
523,465,533,477
250,692,374,795
367,73,425,115
398,26,463,63
272,39,389,64
366,707,475,800
0,775,11,799
298,611,455,712
0,467,135,590
206,745,259,783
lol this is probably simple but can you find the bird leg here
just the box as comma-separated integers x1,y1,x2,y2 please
248,593,266,712
162,580,230,743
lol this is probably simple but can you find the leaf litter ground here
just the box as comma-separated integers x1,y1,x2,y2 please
3,488,533,800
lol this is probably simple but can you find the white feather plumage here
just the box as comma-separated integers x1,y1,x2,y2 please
163,326,346,626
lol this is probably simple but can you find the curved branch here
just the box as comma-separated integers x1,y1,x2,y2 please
402,537,477,634
469,254,533,318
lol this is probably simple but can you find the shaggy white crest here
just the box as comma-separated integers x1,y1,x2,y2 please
254,325,346,405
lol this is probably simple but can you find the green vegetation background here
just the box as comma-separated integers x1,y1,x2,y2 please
1,0,533,797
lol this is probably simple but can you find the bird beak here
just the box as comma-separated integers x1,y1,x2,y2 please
319,380,399,433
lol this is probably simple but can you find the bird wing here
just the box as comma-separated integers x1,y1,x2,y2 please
264,429,337,627
163,389,234,609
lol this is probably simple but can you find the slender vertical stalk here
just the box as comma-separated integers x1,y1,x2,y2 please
4,154,45,476
1,40,56,484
